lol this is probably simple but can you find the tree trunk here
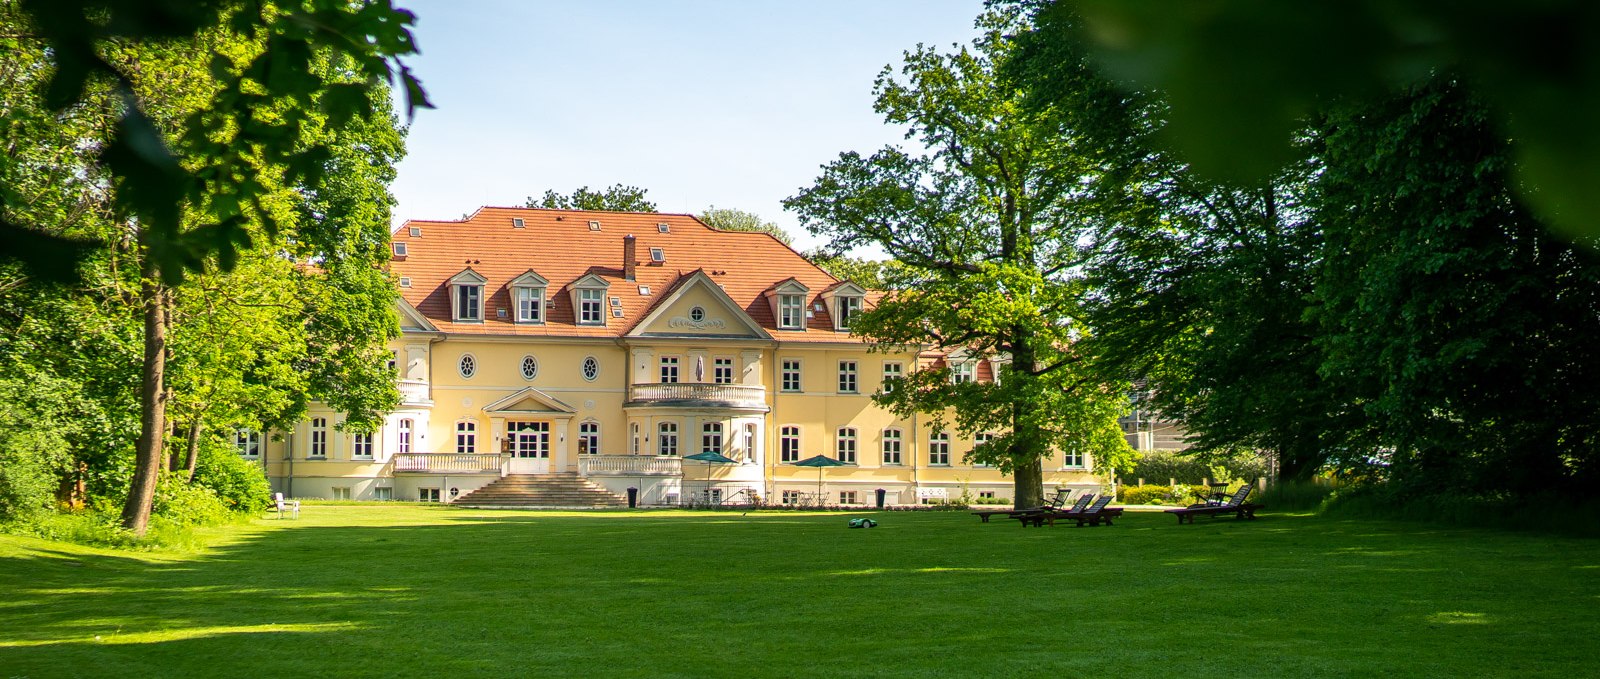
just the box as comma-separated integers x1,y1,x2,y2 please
121,259,167,535
1013,455,1045,509
183,421,203,482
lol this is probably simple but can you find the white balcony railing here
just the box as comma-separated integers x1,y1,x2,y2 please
398,379,431,404
626,383,767,409
579,455,683,477
393,453,505,474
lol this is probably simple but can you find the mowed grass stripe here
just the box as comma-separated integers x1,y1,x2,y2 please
1,506,1597,678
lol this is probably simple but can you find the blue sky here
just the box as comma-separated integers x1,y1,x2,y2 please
388,0,986,253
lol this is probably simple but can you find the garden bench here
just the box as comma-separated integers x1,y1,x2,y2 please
974,490,1082,523
1017,495,1121,527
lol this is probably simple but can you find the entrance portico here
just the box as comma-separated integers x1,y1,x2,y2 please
482,388,577,474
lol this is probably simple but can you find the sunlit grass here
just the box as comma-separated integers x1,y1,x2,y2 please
2,505,1597,677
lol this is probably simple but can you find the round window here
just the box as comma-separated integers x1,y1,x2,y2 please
520,355,539,380
581,356,600,381
689,306,705,322
458,354,477,379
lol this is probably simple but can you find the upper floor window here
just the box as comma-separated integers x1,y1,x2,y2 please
1062,447,1086,469
449,269,486,322
743,423,757,458
838,360,858,393
235,429,260,458
701,422,723,454
515,286,543,323
836,295,862,329
881,428,902,465
579,289,605,325
778,294,804,329
781,359,802,392
630,423,641,455
882,362,902,393
456,421,477,454
658,422,678,456
713,357,735,385
929,431,951,466
951,360,976,384
836,427,857,464
780,426,801,463
520,355,539,381
352,432,374,460
578,421,600,455
581,356,600,381
659,356,680,383
458,354,477,379
310,417,328,458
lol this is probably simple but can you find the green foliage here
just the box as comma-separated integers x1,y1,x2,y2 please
785,10,1138,507
1258,480,1336,513
0,375,79,520
697,207,793,244
152,474,232,527
1059,0,1600,241
191,444,271,514
1125,451,1268,486
0,0,429,285
1115,484,1207,506
527,184,656,212
802,249,905,290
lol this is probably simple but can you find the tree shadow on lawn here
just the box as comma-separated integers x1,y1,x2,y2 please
2,509,1597,678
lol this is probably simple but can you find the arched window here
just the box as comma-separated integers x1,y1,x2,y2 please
630,423,641,455
456,420,477,454
398,419,413,454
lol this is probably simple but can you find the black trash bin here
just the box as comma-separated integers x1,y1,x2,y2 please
626,487,639,508
875,488,887,509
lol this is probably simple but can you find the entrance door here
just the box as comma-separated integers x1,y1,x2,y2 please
507,421,551,474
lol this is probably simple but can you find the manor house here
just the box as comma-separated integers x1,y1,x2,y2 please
248,207,1103,506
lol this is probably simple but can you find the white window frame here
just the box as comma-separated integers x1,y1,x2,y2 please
581,356,600,381
929,431,951,466
658,421,679,456
951,360,976,384
520,355,539,381
458,354,477,379
456,420,477,455
309,417,328,459
515,286,545,323
579,288,605,325
778,294,804,329
836,295,862,330
840,490,858,505
452,279,483,322
836,427,857,464
419,487,441,502
235,429,261,458
701,422,723,455
838,360,858,394
713,357,734,385
630,423,641,455
973,432,995,467
780,426,801,463
882,361,902,393
1061,447,1086,470
780,359,802,392
579,420,600,455
352,432,374,460
659,355,680,383
398,419,413,454
882,428,903,465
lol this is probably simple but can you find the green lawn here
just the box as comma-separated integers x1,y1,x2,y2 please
3,506,1597,678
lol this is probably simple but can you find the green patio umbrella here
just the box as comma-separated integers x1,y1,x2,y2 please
684,451,737,504
794,454,846,501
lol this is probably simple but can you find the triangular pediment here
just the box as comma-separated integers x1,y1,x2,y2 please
510,269,548,287
628,270,771,339
765,277,809,296
397,298,438,332
450,268,487,285
570,273,610,289
482,388,576,415
824,281,867,297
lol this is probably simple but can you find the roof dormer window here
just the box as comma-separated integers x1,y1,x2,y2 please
820,281,867,332
836,295,862,330
510,270,548,324
764,278,811,331
449,269,487,322
569,273,611,326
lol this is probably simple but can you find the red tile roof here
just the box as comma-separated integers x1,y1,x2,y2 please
392,207,862,342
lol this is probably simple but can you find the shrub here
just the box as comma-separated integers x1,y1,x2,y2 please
0,377,76,521
1117,484,1210,506
1259,479,1335,511
1125,451,1270,486
191,441,272,513
153,474,232,527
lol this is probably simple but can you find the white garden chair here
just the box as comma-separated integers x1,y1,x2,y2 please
274,493,300,519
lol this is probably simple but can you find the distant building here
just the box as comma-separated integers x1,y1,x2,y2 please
247,207,1105,505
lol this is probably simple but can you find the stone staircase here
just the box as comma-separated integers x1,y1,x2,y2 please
455,473,627,508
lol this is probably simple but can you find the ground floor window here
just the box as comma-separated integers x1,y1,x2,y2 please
839,490,858,505
332,487,351,500
373,487,393,501
235,429,260,458
979,491,996,500
781,490,801,505
419,488,441,502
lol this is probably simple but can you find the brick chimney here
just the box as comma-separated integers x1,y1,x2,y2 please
623,234,636,281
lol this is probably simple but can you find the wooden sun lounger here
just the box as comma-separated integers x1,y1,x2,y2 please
973,490,1081,523
1163,484,1264,524
1017,495,1120,527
